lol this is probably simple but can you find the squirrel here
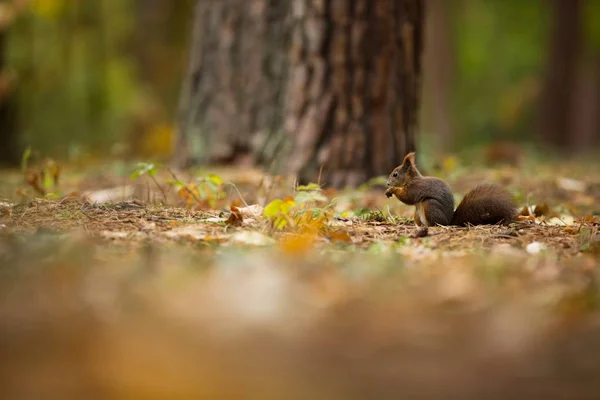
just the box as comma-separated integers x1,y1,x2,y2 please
385,152,516,237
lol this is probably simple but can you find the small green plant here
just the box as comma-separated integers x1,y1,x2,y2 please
356,209,387,222
20,147,61,198
164,170,227,209
130,162,161,180
130,162,166,203
21,146,32,173
263,182,335,231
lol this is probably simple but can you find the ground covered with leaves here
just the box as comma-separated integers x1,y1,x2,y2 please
1,155,600,398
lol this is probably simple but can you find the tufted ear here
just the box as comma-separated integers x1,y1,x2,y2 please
400,152,421,177
402,152,416,168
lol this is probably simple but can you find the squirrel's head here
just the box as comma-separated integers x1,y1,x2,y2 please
386,152,421,187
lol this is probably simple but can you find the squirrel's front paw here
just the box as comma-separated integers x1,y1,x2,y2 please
385,187,395,198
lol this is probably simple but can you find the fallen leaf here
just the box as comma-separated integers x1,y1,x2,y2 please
519,206,532,217
564,226,579,235
225,206,243,227
546,215,575,226
580,215,600,225
237,204,264,218
533,203,550,217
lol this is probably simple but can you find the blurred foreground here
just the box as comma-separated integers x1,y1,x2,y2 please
1,234,600,399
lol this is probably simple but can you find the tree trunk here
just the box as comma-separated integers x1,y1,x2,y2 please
285,0,422,187
539,0,583,151
176,0,423,187
0,24,19,166
571,53,600,152
175,0,291,167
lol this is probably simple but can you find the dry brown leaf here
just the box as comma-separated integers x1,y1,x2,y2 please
563,226,579,235
25,170,45,196
580,215,600,225
225,206,243,227
533,203,550,217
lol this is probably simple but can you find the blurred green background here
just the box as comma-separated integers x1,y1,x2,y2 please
2,0,600,163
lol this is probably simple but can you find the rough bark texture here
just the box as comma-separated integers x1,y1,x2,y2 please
177,0,423,187
286,0,422,187
175,0,291,167
0,26,18,166
571,53,600,151
539,0,582,151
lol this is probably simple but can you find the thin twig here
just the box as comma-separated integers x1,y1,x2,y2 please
225,182,249,207
150,175,168,205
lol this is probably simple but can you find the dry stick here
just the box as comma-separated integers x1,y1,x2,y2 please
146,180,150,204
317,163,324,187
149,175,168,205
167,168,202,204
225,182,249,207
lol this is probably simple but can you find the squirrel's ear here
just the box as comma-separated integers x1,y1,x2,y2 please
402,152,416,167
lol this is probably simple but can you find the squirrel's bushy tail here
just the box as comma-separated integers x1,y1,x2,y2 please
451,184,516,226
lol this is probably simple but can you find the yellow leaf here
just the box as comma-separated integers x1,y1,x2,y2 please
263,199,283,218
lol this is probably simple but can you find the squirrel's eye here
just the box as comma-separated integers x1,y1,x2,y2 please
393,172,398,177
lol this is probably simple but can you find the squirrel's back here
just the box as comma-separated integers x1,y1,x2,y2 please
451,184,516,226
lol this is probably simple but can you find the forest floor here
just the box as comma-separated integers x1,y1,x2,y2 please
1,155,600,399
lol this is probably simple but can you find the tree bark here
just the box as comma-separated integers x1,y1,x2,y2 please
571,53,600,152
175,0,291,167
176,0,423,187
539,0,583,151
0,23,19,166
285,0,422,187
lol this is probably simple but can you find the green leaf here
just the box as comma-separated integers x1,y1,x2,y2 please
295,190,328,205
130,170,141,180
167,179,186,190
297,183,321,191
130,162,159,180
21,146,32,172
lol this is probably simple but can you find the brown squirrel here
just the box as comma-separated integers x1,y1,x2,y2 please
385,152,516,236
